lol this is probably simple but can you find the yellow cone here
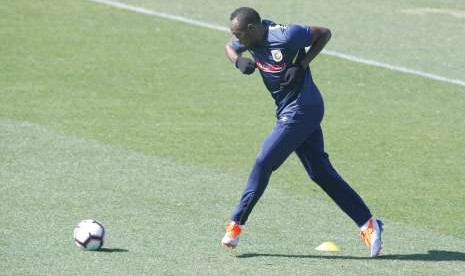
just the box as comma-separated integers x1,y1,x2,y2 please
315,241,340,252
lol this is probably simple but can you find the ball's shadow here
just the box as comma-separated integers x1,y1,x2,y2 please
98,248,129,253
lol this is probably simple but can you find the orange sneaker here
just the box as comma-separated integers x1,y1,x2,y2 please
221,222,241,249
360,218,384,257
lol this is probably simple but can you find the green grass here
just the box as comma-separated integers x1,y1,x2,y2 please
121,0,465,80
1,0,464,275
2,119,465,276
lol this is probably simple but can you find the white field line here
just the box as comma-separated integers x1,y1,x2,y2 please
89,0,465,87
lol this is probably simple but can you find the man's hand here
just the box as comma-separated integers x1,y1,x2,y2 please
280,65,305,90
235,56,256,75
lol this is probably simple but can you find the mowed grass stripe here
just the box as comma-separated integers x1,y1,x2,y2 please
103,0,465,82
88,0,465,87
2,118,465,276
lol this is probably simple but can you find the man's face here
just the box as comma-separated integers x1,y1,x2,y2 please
230,17,258,48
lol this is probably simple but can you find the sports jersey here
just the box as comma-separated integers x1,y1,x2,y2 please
230,20,323,118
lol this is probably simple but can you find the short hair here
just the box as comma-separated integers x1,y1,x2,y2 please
230,7,261,25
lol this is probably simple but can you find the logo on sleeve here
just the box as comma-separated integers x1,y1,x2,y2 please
271,49,283,62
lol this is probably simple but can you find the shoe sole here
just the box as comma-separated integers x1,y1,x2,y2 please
222,236,239,249
222,242,237,249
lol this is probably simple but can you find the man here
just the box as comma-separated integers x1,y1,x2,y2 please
221,7,384,257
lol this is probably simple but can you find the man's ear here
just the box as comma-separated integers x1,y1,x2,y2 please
247,23,255,31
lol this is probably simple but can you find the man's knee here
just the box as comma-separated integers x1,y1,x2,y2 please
255,152,282,172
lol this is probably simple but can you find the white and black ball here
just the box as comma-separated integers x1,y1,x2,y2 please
73,219,105,251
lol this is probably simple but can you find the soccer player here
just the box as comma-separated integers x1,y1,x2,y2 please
221,7,384,257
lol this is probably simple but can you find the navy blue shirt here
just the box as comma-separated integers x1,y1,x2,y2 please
230,20,323,118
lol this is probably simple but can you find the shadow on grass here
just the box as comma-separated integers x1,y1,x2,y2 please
98,248,129,253
236,250,465,261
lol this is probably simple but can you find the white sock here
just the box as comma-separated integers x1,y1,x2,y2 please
231,221,243,228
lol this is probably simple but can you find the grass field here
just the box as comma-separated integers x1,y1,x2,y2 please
1,0,464,275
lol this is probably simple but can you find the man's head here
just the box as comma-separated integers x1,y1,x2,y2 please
229,7,264,48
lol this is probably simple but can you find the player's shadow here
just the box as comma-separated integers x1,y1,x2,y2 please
236,250,465,261
98,247,129,253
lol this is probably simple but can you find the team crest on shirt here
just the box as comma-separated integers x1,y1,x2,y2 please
271,49,283,62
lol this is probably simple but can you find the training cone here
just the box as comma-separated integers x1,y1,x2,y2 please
315,241,340,252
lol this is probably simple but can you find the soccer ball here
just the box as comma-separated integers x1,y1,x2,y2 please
74,219,105,251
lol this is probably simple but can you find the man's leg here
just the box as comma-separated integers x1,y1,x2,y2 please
295,126,383,257
230,120,317,225
222,106,323,248
295,126,372,227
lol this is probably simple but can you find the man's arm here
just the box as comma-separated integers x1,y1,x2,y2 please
225,41,256,75
225,43,239,64
299,26,331,68
280,25,330,89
